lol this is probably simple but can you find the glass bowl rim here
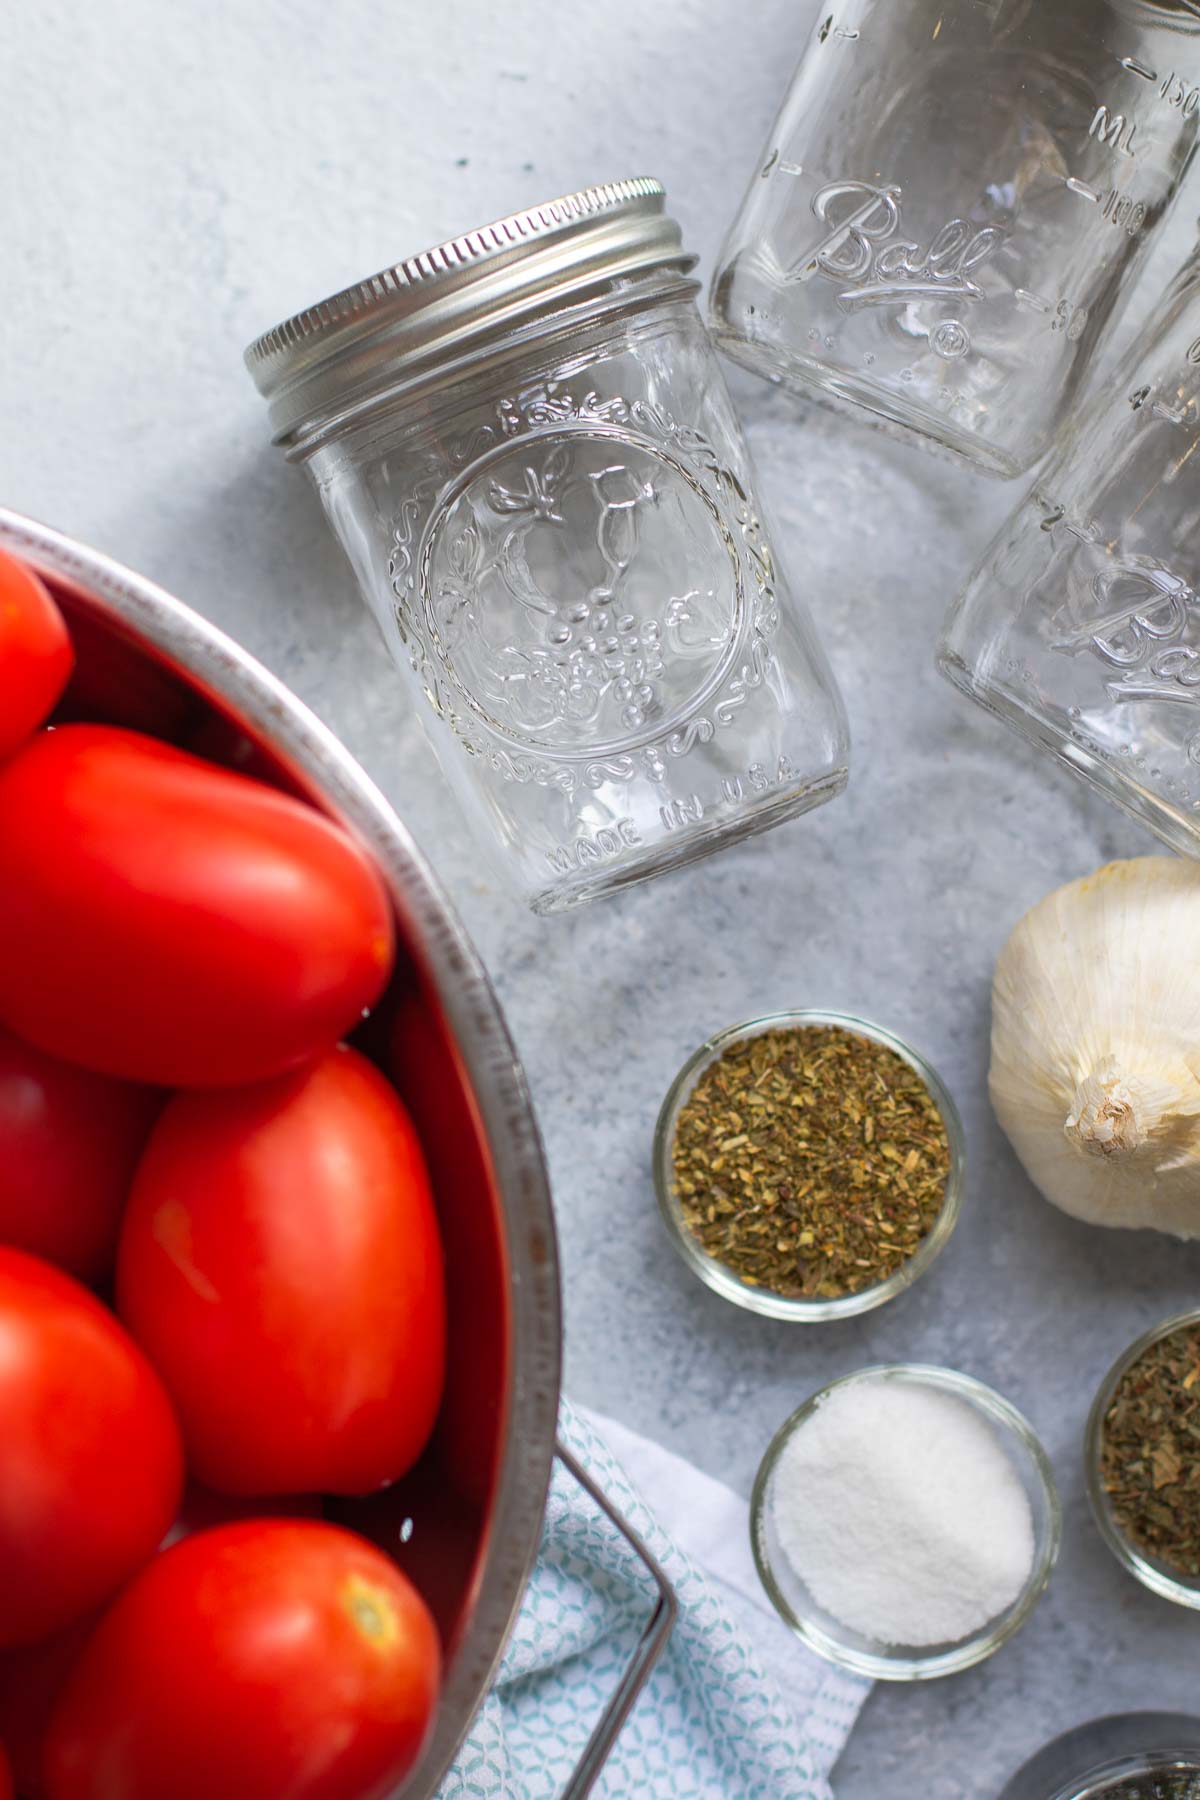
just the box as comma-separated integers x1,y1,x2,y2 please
651,1008,966,1321
750,1362,1062,1680
1085,1304,1200,1609
1046,1747,1200,1800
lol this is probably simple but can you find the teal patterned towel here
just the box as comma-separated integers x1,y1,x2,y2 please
438,1401,870,1799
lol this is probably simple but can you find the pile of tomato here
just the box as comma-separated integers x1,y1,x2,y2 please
0,548,447,1800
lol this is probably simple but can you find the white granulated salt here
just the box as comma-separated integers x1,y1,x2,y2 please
771,1380,1035,1647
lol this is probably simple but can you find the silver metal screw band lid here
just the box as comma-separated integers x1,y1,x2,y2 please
245,177,697,453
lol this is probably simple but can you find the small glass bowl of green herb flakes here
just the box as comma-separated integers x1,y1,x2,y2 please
653,1010,965,1321
1086,1308,1200,1608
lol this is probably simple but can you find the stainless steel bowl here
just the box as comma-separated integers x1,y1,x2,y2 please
0,509,672,1798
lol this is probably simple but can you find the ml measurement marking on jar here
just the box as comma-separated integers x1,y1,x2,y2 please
1015,291,1089,340
1160,70,1200,115
1114,59,1200,116
1089,104,1138,157
817,14,860,40
1101,186,1147,234
1037,495,1101,544
1065,176,1147,238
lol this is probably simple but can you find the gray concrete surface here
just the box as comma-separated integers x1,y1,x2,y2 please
5,3,1200,1794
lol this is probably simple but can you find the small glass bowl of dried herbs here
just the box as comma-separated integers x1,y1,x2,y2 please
653,1010,965,1321
1086,1308,1200,1608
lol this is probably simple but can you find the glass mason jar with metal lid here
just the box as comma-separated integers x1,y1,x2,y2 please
710,0,1200,478
246,180,849,914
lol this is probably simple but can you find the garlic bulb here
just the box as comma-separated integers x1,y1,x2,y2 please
990,856,1200,1236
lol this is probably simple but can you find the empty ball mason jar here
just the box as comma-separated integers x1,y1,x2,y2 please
940,246,1200,850
246,181,849,914
710,0,1200,478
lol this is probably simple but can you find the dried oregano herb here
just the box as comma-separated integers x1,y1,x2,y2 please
670,1025,952,1299
1100,1321,1200,1578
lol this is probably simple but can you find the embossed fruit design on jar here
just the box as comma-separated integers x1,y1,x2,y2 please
246,180,848,913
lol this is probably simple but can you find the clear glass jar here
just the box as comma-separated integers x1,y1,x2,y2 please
940,249,1200,852
710,0,1200,478
246,181,848,914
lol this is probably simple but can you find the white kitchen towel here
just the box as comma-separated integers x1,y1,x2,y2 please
438,1399,870,1799
588,1408,872,1776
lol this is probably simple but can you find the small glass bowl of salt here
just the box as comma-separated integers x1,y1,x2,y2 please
751,1364,1061,1680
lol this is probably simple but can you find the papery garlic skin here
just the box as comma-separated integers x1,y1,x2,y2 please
990,856,1200,1237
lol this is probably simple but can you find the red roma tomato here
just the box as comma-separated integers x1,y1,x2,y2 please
0,1026,159,1282
0,1250,184,1650
45,1521,441,1800
0,550,73,764
0,725,394,1087
117,1046,445,1496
